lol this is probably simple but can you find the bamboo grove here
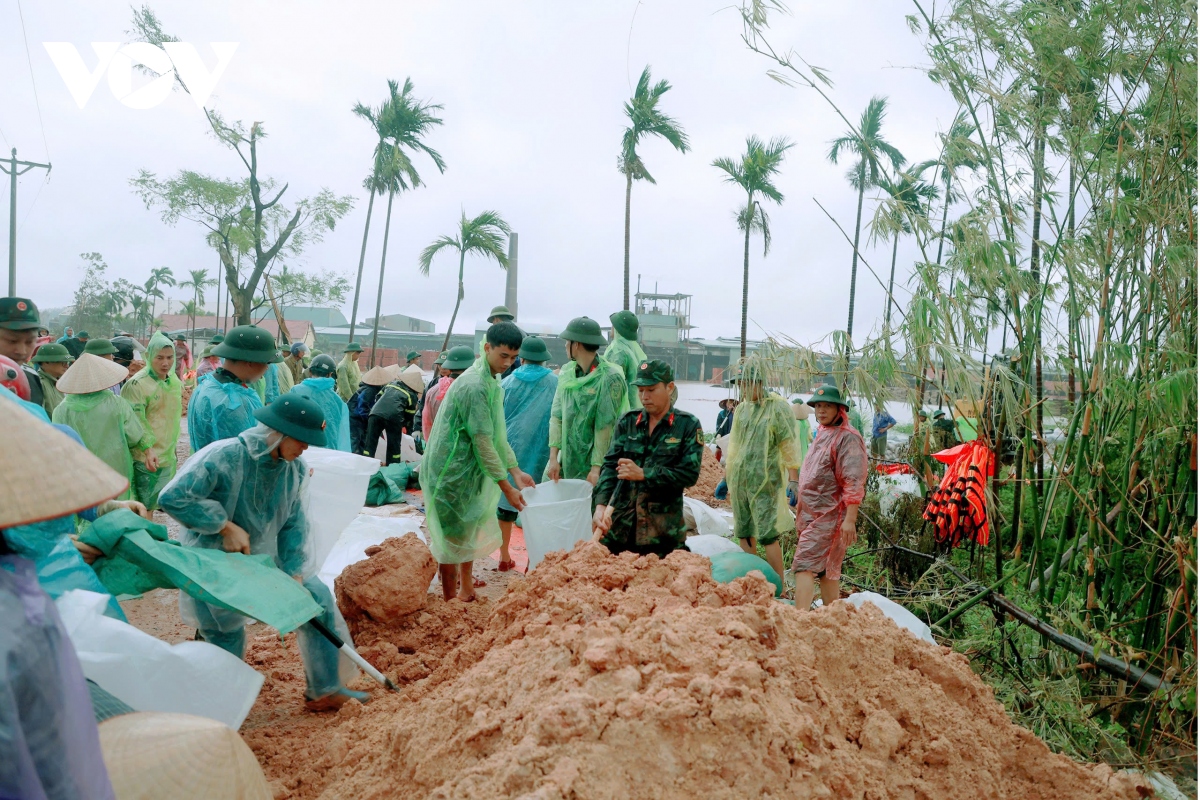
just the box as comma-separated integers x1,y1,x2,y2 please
737,0,1197,757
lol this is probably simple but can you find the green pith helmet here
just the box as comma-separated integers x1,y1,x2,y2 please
434,350,448,365
32,343,72,363
308,354,337,377
488,305,514,321
807,384,851,409
175,334,187,343
83,338,118,356
559,316,606,347
209,334,225,345
406,350,420,362
518,336,548,362
933,410,947,419
609,310,639,340
211,325,284,364
253,394,327,447
631,359,674,386
443,346,475,371
0,297,40,331
917,410,928,420
343,342,364,353
75,331,91,340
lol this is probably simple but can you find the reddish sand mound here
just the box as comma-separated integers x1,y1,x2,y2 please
335,534,437,623
317,544,1148,800
686,446,728,509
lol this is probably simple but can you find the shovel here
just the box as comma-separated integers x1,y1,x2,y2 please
308,617,399,692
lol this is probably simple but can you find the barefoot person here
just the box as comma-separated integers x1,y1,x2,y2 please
420,322,535,601
159,394,370,712
592,360,703,556
792,385,868,611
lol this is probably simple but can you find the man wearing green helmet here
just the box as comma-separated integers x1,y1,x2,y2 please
30,342,73,416
792,384,868,611
0,297,47,409
187,325,283,452
336,342,364,402
605,310,648,410
546,316,629,486
160,394,370,711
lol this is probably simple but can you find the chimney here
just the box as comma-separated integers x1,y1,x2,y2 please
505,232,519,319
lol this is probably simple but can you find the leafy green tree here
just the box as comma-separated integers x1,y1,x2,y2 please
357,79,446,365
619,66,690,310
131,113,353,325
871,168,938,328
179,268,215,340
828,96,905,344
713,135,793,357
419,211,512,351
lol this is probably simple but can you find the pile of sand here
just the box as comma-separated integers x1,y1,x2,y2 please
316,544,1148,799
335,534,437,623
686,446,728,509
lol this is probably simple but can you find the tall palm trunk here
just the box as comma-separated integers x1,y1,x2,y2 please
623,170,633,311
440,249,466,352
149,291,157,335
885,232,900,328
739,196,752,359
348,189,378,345
845,161,866,375
368,189,396,368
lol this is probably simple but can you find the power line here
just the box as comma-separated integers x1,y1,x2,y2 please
16,172,48,233
15,0,51,161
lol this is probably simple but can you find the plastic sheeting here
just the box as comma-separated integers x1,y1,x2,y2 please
682,496,733,539
52,390,147,501
291,377,352,452
709,550,784,597
55,589,264,729
519,479,594,570
301,447,379,575
499,364,557,512
845,592,935,645
683,533,742,558
317,515,426,595
725,392,799,542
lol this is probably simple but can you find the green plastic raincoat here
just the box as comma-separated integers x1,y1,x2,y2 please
795,418,812,469
38,372,64,417
547,356,628,480
120,332,183,509
419,358,517,564
336,355,361,401
603,335,647,410
53,390,149,501
725,392,799,545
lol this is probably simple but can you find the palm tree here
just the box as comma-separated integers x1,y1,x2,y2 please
146,266,174,330
419,210,511,351
872,168,938,328
129,295,149,338
179,268,215,341
141,277,165,335
828,96,905,344
362,79,446,367
619,65,690,310
712,135,793,357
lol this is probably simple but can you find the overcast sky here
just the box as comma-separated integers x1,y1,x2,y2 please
2,0,960,346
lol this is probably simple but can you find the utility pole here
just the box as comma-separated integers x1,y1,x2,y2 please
1,148,52,297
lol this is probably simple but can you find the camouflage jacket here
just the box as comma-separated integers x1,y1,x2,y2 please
595,407,704,555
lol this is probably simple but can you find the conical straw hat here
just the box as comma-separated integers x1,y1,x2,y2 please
384,363,403,380
0,399,128,527
360,365,391,386
56,352,130,394
99,712,271,800
398,364,425,392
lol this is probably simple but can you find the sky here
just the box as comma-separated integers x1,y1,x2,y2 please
1,0,961,346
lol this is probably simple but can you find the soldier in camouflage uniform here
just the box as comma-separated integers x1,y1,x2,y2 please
592,360,704,557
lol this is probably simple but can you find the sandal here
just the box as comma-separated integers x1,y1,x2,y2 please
472,576,487,588
497,560,516,572
457,593,477,603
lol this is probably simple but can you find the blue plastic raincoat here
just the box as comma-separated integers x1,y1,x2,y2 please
499,364,556,512
187,373,263,453
290,377,351,452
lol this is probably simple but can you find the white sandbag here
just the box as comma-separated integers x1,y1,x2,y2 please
318,514,426,595
845,591,936,645
684,534,743,558
683,496,733,539
400,433,421,463
876,472,924,517
302,448,380,574
55,590,263,729
520,479,593,570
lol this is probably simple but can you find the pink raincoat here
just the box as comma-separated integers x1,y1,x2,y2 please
792,417,868,580
422,376,454,441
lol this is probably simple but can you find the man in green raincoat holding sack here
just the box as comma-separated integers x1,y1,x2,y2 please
121,332,184,509
546,316,629,486
725,357,799,582
605,310,647,410
420,322,535,602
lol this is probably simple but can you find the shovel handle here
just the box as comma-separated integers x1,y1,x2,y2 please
308,617,399,692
